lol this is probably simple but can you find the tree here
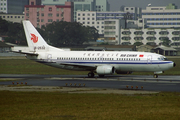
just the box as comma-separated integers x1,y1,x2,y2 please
162,38,171,47
44,21,99,47
4,22,26,45
0,17,9,35
134,42,143,46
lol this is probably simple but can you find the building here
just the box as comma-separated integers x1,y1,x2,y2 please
95,0,110,12
24,1,74,28
123,7,142,20
104,19,125,44
120,28,180,46
29,0,41,5
0,0,7,13
77,7,142,35
41,0,67,5
85,45,136,51
0,13,24,23
42,0,110,21
142,4,180,28
152,45,177,56
136,45,157,52
0,0,29,14
77,7,143,44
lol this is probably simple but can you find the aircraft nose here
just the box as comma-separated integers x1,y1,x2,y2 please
173,62,176,67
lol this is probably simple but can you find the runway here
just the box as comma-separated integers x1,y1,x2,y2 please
0,74,180,92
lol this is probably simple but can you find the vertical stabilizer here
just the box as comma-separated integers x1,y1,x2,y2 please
23,20,49,52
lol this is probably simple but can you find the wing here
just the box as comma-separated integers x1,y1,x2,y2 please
60,62,97,71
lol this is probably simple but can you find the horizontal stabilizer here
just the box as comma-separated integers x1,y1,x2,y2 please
11,46,38,56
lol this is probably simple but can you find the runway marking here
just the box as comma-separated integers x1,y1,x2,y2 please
48,77,180,84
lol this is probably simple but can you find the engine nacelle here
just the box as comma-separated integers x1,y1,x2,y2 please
96,65,115,75
116,70,132,74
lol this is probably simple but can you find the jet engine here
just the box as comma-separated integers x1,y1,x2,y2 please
96,65,115,75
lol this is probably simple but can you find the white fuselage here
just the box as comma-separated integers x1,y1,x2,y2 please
26,49,174,73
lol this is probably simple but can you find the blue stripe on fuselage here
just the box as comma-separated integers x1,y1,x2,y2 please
36,59,173,65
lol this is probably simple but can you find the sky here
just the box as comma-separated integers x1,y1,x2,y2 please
107,0,180,11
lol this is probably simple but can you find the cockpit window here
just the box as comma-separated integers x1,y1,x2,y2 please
164,57,168,61
158,56,168,61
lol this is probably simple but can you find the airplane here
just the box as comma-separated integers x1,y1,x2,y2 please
12,20,176,78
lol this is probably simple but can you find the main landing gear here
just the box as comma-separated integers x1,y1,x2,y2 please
88,72,94,78
153,74,158,78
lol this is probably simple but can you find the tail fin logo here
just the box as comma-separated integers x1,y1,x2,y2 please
30,33,38,43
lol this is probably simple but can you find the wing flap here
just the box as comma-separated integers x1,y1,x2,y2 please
60,62,96,70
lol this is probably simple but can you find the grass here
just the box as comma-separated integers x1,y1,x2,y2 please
0,57,179,75
0,58,87,75
0,57,180,120
0,91,180,120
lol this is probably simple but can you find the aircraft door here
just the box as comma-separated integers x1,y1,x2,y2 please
147,55,152,64
47,54,52,62
99,54,104,63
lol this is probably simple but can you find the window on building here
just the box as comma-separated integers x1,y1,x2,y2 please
56,8,59,11
61,8,64,12
49,7,52,11
31,2,34,5
26,13,29,16
41,13,44,17
48,13,52,17
48,19,53,22
61,12,64,17
56,13,59,17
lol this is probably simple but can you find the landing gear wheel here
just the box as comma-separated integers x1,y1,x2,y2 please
88,72,94,78
153,74,158,78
